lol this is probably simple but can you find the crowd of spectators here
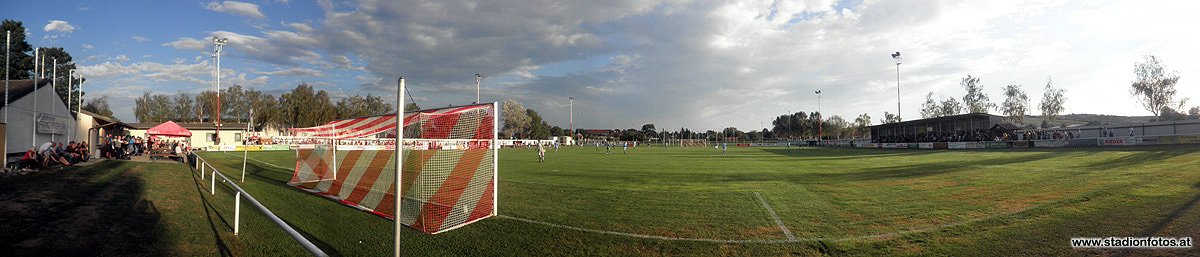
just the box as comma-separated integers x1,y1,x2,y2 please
17,141,90,170
874,129,1003,143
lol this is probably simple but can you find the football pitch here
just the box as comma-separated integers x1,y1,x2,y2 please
192,145,1200,256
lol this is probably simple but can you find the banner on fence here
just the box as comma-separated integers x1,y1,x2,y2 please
1098,137,1139,146
1033,140,1067,148
986,142,1009,148
918,143,934,149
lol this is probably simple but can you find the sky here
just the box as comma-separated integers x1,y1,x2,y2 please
2,0,1198,131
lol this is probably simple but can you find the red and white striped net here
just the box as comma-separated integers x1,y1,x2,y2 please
288,104,497,234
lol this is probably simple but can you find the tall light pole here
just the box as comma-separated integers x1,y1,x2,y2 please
568,97,574,138
475,73,482,104
891,52,902,121
891,51,902,140
31,47,37,148
815,90,822,141
68,69,74,142
212,36,228,145
76,72,82,116
4,30,8,156
5,30,9,125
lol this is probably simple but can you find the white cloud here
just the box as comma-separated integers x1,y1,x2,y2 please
114,55,130,62
205,1,266,19
81,44,93,50
256,67,326,77
131,36,150,42
125,0,1200,129
162,37,208,50
43,20,76,33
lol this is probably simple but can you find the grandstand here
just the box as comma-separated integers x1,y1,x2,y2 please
869,113,1004,143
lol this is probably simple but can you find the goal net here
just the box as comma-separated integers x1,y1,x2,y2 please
679,139,709,147
287,103,498,234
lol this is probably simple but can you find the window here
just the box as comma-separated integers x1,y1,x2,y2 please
208,133,217,142
235,133,242,141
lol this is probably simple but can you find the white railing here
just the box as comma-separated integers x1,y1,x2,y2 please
192,154,329,257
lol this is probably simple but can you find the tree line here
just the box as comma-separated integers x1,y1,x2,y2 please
133,83,394,128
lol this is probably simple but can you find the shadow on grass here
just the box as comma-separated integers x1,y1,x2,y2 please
757,148,944,159
1083,148,1196,171
189,170,235,257
200,159,350,256
0,160,171,257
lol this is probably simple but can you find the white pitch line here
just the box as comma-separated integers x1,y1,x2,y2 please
754,192,796,240
220,151,294,171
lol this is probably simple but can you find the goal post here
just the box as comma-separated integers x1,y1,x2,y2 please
286,99,498,235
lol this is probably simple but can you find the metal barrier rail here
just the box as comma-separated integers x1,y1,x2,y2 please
193,154,329,257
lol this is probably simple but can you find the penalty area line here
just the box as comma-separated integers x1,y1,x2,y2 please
220,151,295,171
754,192,796,240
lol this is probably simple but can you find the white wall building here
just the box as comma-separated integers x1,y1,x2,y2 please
1,79,78,157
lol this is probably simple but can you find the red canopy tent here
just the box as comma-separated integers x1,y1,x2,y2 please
147,121,192,137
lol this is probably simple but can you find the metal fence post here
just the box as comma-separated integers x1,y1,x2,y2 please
211,169,216,195
201,163,205,180
235,191,241,235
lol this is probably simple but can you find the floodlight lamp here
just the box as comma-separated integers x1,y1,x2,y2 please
892,52,902,64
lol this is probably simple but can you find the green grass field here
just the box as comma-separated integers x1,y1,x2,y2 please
4,145,1199,256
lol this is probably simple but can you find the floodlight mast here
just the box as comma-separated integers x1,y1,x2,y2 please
892,51,902,139
892,52,902,121
569,97,574,139
815,90,821,140
213,36,228,145
475,73,482,104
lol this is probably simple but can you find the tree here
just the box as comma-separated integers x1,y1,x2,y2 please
2,20,34,80
134,92,176,123
500,99,529,138
1190,106,1200,119
920,92,940,118
525,109,550,139
1130,55,1182,116
826,115,849,139
1000,84,1029,124
1158,106,1188,121
336,94,392,119
1039,77,1066,124
81,96,114,118
246,89,279,126
278,83,336,128
961,75,994,114
854,113,872,137
880,111,900,124
222,85,247,123
175,92,194,122
38,47,85,114
194,91,217,123
939,97,963,116
404,103,419,112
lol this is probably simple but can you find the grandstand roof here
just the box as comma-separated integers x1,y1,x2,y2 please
868,113,1003,130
